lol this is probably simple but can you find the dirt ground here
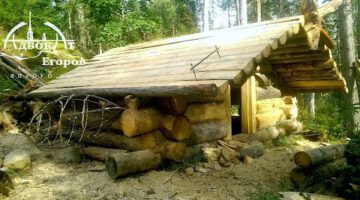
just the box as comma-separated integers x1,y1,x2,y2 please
0,133,321,200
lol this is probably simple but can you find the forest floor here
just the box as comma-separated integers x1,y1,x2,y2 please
0,133,323,200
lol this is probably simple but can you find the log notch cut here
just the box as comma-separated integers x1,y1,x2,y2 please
294,144,346,168
160,115,191,141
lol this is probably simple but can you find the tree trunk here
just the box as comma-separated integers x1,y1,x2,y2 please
203,0,210,32
256,0,261,22
235,0,240,25
279,0,285,18
339,0,360,134
240,0,248,25
106,149,162,179
290,159,347,187
294,144,346,168
227,8,231,28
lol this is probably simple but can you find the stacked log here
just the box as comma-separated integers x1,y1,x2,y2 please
53,91,230,178
253,83,302,141
184,102,228,145
290,144,347,187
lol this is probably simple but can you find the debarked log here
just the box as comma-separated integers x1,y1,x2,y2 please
256,109,286,129
117,108,163,137
184,103,226,123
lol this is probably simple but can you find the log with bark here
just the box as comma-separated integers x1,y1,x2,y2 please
81,130,185,162
290,159,347,187
106,149,162,179
81,146,127,161
81,130,165,151
160,115,191,141
116,108,163,137
186,120,228,145
294,144,346,168
184,103,226,123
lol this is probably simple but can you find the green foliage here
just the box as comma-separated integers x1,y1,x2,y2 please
297,92,346,139
96,14,160,49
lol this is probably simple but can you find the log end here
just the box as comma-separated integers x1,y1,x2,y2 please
120,109,137,137
294,151,311,168
105,155,121,179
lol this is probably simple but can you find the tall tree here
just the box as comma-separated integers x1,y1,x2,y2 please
202,0,210,31
240,0,247,25
339,0,360,134
256,0,261,22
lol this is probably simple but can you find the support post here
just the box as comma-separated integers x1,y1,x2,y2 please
224,85,232,140
241,76,257,134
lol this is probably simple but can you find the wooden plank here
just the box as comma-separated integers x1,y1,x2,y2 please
41,69,242,89
286,80,346,88
29,80,228,98
241,76,256,134
54,52,257,80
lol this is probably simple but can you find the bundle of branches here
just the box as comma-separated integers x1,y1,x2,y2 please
27,94,124,147
0,50,45,94
290,144,347,188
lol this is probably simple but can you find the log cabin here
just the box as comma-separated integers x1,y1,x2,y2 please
28,2,347,146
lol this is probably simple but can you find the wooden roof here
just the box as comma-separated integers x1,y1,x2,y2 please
30,15,347,98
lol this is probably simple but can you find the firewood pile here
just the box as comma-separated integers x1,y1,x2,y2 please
290,144,347,188
252,76,303,141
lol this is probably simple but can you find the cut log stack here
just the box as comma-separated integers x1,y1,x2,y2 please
290,144,347,187
253,83,302,141
77,95,230,178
